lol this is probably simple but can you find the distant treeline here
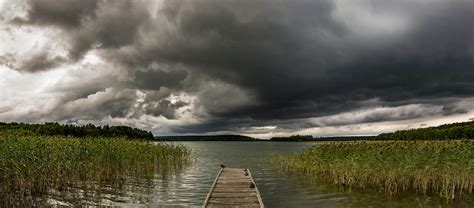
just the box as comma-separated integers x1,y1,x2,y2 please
270,135,314,142
156,121,474,142
270,135,376,141
379,121,474,140
159,134,377,142
156,135,258,141
16,120,466,142
312,136,377,141
271,121,474,141
0,122,154,140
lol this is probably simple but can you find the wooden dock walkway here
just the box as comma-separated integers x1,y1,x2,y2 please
203,168,264,208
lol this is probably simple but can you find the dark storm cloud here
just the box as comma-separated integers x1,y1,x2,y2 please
107,0,352,121
145,0,473,133
53,88,138,121
18,52,66,72
170,103,463,134
67,0,150,60
142,99,188,119
135,69,188,90
146,1,473,122
12,0,149,61
0,51,66,73
4,0,474,134
11,0,99,28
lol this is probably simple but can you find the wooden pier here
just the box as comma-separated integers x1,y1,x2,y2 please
203,168,264,208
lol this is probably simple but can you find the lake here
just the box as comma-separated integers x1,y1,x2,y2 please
87,141,472,207
152,141,317,207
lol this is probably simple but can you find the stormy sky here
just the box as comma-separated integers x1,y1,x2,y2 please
1,0,473,138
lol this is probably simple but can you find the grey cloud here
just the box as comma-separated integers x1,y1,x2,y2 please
18,52,67,72
48,72,188,121
0,107,12,114
12,0,150,60
0,54,15,69
194,80,256,116
49,70,126,104
0,51,67,73
129,87,192,120
11,0,99,28
142,88,173,102
142,99,188,119
144,0,474,128
3,0,474,135
134,69,188,90
54,88,138,121
67,1,150,60
169,102,462,134
308,104,450,127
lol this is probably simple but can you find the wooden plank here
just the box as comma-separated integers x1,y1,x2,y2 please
209,197,258,200
217,178,251,181
207,205,261,208
210,193,257,198
203,168,264,208
212,188,255,193
215,183,252,186
247,169,265,207
208,197,259,203
218,179,251,182
203,168,223,207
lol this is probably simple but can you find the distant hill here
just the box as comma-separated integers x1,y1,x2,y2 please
155,135,258,141
0,122,154,140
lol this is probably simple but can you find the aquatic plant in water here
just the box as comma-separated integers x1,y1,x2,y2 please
0,135,190,206
269,140,474,201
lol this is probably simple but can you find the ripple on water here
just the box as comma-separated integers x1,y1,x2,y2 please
55,141,474,207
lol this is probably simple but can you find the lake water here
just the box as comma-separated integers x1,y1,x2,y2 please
92,141,472,207
152,141,317,207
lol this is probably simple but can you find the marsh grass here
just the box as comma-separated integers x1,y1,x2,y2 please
269,140,473,200
0,135,190,206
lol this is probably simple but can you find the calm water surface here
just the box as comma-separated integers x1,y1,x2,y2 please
152,141,318,207
102,141,471,207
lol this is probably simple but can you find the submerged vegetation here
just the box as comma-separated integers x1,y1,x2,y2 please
0,135,190,206
270,140,474,200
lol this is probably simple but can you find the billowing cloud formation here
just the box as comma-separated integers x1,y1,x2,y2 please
11,0,99,28
1,0,474,138
0,50,66,72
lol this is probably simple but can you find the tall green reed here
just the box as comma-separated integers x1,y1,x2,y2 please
269,140,473,200
0,135,190,206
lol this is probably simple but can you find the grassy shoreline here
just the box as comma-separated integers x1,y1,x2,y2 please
269,140,473,200
0,135,190,206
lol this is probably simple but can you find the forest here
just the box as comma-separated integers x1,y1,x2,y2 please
0,122,154,140
156,135,258,141
379,121,474,140
272,121,474,141
5,120,473,142
270,135,314,141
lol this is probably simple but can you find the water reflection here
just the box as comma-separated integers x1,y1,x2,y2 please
50,141,473,207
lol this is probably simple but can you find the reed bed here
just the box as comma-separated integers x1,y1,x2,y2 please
0,135,190,206
269,140,474,200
